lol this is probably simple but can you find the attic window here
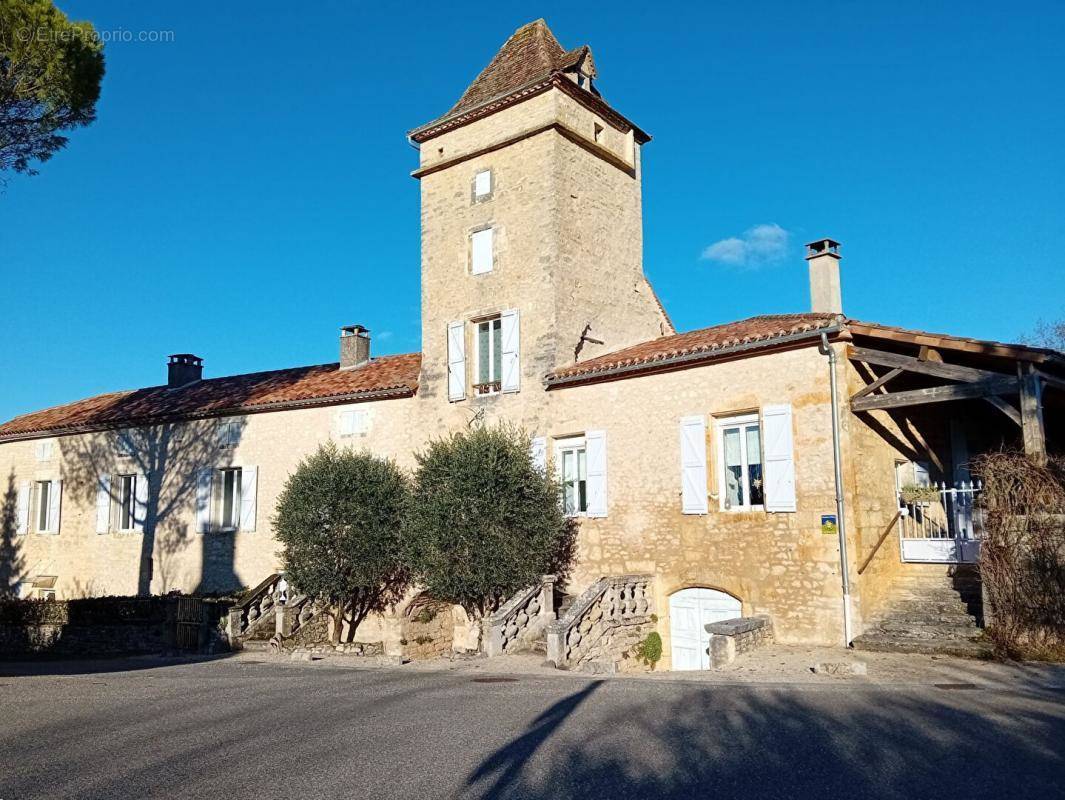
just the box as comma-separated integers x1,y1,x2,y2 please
578,71,592,91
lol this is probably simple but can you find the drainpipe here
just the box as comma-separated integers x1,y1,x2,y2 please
819,332,853,646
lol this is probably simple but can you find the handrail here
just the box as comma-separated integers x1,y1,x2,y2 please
545,574,654,669
857,512,901,576
485,575,556,656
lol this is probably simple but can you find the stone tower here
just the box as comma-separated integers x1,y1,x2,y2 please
409,19,672,421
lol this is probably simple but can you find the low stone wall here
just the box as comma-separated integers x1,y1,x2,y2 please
706,616,773,668
579,618,657,674
0,597,177,658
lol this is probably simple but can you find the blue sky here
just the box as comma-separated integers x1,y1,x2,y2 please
3,1,1064,422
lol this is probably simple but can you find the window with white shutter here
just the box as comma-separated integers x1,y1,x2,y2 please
196,468,213,534
35,440,54,462
585,430,608,518
500,309,520,393
471,227,494,275
134,471,149,532
338,408,370,437
679,416,708,514
762,404,797,512
447,321,466,401
217,420,241,449
34,479,61,534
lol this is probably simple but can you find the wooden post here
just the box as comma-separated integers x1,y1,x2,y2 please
1019,363,1047,463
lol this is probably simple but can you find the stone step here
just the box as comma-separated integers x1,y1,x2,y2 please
870,610,979,627
886,589,981,606
852,632,993,659
874,620,981,639
886,597,976,616
238,639,273,652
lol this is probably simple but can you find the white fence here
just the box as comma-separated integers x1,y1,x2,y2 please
898,481,983,563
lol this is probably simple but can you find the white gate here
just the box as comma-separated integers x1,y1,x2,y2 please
898,481,983,563
669,588,741,670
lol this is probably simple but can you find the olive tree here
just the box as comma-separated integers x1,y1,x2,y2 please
405,424,577,637
274,444,409,644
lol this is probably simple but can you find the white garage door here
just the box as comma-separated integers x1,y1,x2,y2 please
669,588,742,670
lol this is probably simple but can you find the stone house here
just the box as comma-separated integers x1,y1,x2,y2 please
1,20,1062,668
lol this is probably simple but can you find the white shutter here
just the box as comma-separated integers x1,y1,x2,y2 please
763,404,797,512
471,228,493,274
530,436,547,473
470,227,494,274
500,308,520,393
680,416,708,514
240,466,258,532
95,474,112,534
585,430,608,518
36,440,53,461
48,479,62,533
447,321,466,402
339,410,355,436
196,468,213,534
16,481,30,535
474,170,491,198
134,472,149,532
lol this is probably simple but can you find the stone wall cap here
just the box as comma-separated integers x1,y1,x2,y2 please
705,616,768,636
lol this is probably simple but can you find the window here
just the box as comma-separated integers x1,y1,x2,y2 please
217,419,241,449
216,468,242,531
338,408,370,437
475,317,503,394
115,431,134,459
34,479,60,533
593,122,604,143
557,438,588,516
471,227,493,275
473,169,492,201
578,71,592,91
116,474,137,531
35,440,54,462
716,414,764,511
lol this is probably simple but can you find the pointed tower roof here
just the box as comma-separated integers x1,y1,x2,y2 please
408,19,649,145
445,19,593,118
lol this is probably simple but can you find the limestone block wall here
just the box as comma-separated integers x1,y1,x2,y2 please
545,344,862,653
0,394,420,600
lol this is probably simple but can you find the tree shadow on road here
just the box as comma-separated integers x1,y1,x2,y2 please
461,683,1065,800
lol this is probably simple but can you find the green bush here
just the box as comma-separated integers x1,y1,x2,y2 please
634,631,663,670
404,424,577,623
274,444,410,644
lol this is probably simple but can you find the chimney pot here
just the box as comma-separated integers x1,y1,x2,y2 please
804,238,843,315
340,325,371,369
167,353,203,388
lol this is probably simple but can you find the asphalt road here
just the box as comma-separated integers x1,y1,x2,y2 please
1,657,1062,800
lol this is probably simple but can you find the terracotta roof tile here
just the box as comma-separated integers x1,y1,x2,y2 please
0,353,421,441
548,313,842,384
443,19,588,119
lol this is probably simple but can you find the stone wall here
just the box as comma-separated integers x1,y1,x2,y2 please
0,597,177,658
707,615,774,668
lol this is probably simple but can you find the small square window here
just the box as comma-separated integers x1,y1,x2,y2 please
473,169,492,200
217,420,241,449
338,408,370,437
471,228,494,275
35,440,54,462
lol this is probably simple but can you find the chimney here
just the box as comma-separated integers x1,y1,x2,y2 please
167,354,203,388
340,325,371,369
805,238,843,314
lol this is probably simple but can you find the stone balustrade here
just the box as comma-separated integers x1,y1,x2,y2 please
485,575,556,656
227,572,321,645
545,574,654,670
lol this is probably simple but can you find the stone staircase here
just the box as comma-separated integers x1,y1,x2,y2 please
853,565,992,658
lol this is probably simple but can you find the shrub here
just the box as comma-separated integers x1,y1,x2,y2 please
634,631,663,670
973,451,1065,660
405,424,577,627
274,444,410,644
